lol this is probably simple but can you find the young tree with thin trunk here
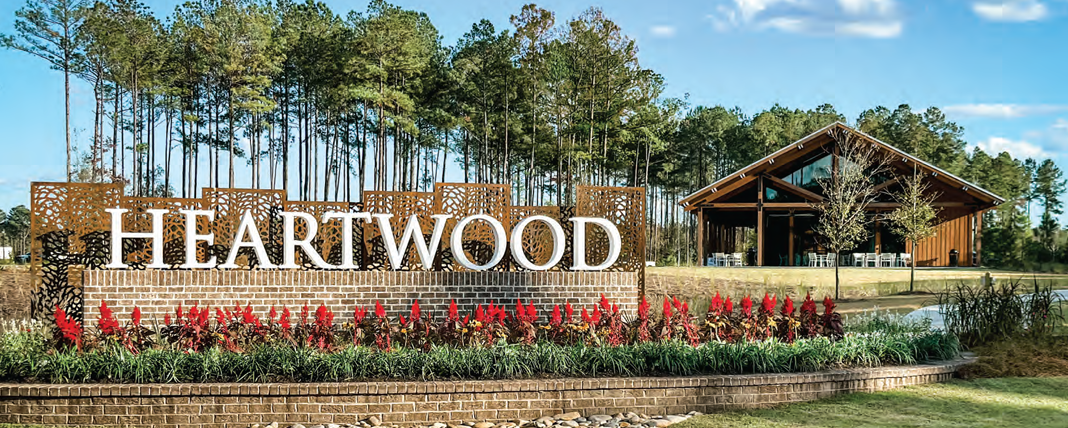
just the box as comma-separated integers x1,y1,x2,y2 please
2,0,86,181
812,128,892,299
885,166,940,292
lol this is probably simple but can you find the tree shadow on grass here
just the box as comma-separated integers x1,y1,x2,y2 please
677,378,1068,428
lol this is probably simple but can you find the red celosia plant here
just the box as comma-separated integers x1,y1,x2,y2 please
778,295,798,343
161,303,213,352
52,305,82,350
821,296,844,340
62,294,846,355
739,295,758,341
758,293,778,340
437,300,472,347
635,296,652,343
306,304,335,351
510,299,539,345
372,300,392,351
702,292,736,342
122,306,153,353
656,296,699,346
97,301,122,337
799,293,820,339
350,304,369,345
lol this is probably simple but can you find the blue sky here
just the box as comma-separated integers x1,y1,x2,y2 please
2,0,1067,215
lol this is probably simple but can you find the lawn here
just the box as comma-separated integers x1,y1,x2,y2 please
675,377,1068,428
647,266,1068,315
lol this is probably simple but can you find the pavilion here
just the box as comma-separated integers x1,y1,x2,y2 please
678,122,1004,268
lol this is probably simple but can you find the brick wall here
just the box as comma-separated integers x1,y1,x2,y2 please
0,359,970,428
82,270,639,323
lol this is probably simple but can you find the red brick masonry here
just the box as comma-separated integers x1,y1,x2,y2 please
82,270,639,324
0,358,970,428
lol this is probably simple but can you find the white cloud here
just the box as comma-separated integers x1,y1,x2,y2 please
838,20,902,37
974,136,1049,158
650,25,677,37
710,0,903,38
943,103,1068,118
972,1,1049,22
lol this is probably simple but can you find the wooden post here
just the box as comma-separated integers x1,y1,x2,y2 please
757,176,765,266
975,210,983,266
788,211,795,266
874,214,881,254
697,209,706,266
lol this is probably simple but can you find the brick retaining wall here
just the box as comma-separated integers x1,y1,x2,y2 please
82,270,638,324
0,359,970,428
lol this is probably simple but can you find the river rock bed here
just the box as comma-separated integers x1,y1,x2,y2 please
250,411,703,428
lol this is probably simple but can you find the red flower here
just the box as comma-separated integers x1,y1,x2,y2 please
131,306,141,327
242,303,257,325
761,293,776,317
741,296,753,317
280,307,292,331
98,301,120,336
638,296,650,320
353,306,367,324
474,305,485,324
663,297,673,318
54,305,83,350
410,299,421,322
822,296,836,316
801,293,817,316
526,301,537,323
551,304,562,327
724,296,733,314
448,300,459,322
781,295,795,317
163,314,172,326
709,292,723,316
599,294,612,314
268,306,277,323
375,301,386,319
565,302,574,323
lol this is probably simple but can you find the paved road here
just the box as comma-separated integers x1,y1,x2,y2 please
904,289,1068,329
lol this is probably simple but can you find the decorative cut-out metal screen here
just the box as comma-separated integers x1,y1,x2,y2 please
29,182,646,320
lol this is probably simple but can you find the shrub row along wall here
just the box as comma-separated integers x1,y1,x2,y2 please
83,270,639,323
0,359,969,428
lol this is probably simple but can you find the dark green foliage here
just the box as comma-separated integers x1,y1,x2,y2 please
0,331,957,384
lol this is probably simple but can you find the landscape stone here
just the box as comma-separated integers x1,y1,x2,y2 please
555,412,581,421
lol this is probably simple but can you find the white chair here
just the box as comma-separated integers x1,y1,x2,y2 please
713,253,726,267
852,253,864,267
731,252,744,267
705,257,714,267
808,252,818,267
899,253,912,267
864,253,878,267
880,253,895,267
828,253,837,267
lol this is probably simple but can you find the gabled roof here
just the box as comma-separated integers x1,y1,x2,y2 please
678,121,1005,211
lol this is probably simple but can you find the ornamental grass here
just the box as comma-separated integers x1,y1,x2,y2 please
0,293,959,383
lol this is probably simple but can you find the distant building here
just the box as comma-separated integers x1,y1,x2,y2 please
679,122,1004,268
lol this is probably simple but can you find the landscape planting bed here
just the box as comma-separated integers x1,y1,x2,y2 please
0,358,971,428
